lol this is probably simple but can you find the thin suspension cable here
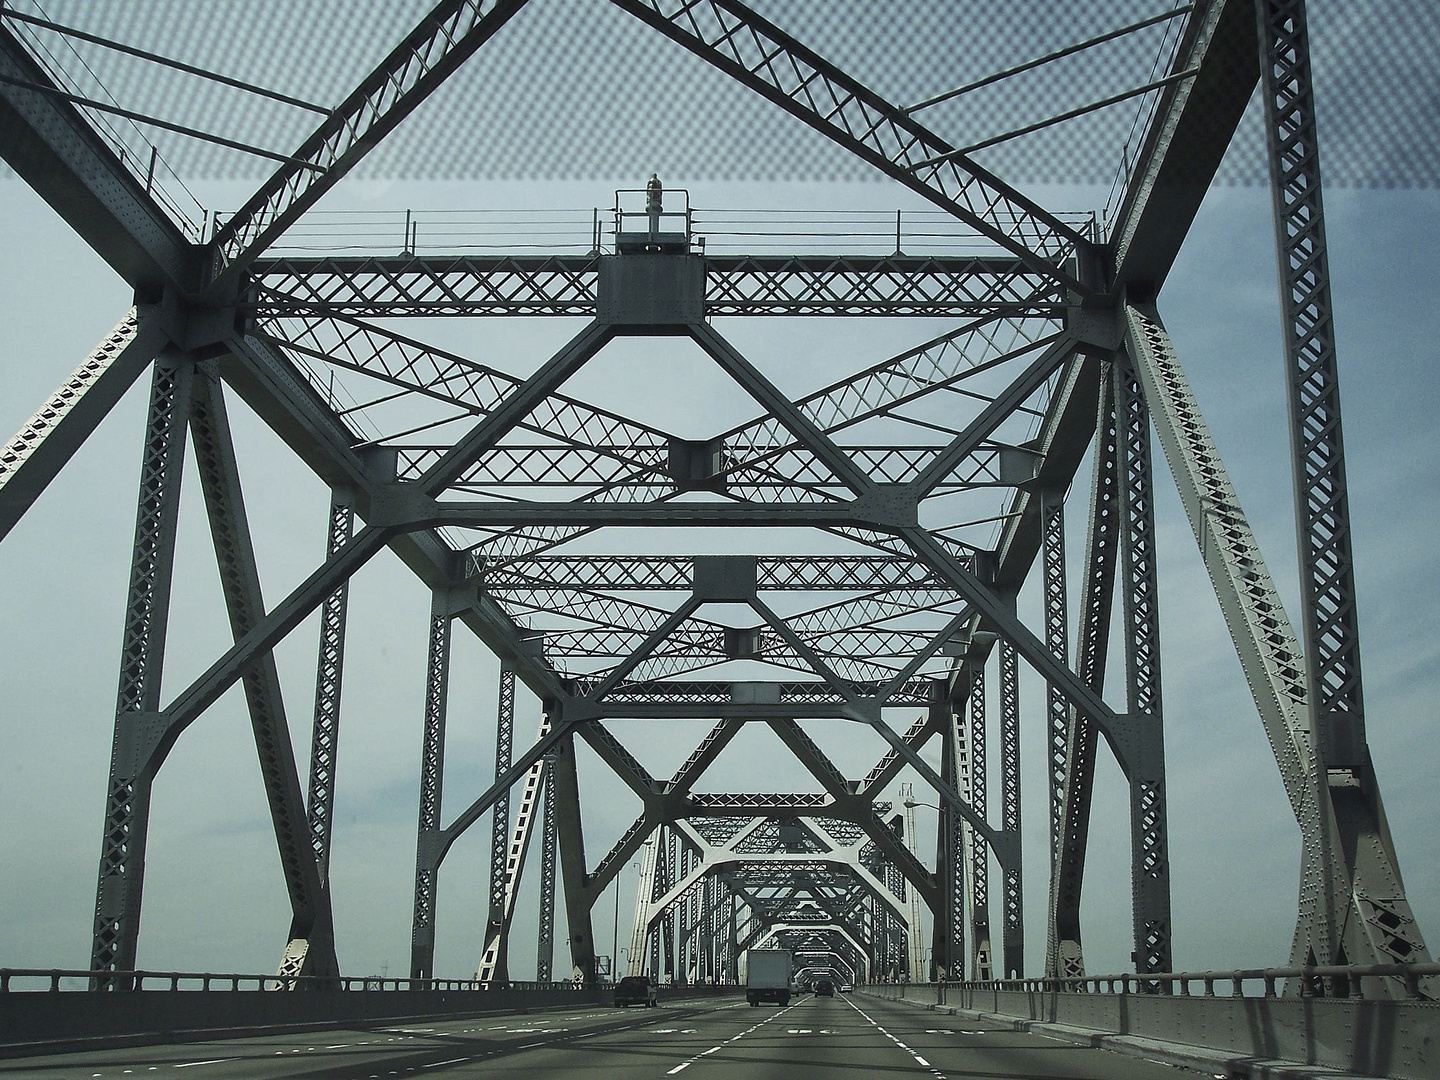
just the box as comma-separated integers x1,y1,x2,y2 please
904,4,1195,114
0,73,327,170
351,411,475,449
2,8,332,114
914,68,1200,168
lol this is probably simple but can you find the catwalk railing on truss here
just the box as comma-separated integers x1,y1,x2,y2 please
234,205,1098,260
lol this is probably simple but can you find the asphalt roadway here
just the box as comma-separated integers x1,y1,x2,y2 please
0,992,1215,1079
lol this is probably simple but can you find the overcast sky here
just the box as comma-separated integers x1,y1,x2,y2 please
2,159,1437,982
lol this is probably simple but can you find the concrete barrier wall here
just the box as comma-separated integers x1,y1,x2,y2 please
863,983,1440,1079
0,983,740,1057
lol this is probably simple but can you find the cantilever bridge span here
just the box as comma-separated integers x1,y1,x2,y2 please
1,1,1437,1075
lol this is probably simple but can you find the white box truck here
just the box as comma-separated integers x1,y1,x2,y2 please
745,948,792,1006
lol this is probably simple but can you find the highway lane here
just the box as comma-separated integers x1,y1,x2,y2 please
0,993,1213,1079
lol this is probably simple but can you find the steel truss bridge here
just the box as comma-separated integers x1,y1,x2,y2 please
0,0,1436,1054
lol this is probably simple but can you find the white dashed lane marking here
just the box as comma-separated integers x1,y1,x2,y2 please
841,996,948,1080
662,999,803,1075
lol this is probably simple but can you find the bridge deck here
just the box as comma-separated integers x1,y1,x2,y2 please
0,993,1203,1080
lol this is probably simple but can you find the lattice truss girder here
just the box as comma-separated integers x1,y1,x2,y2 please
251,310,1065,508
247,255,1066,318
233,300,1071,697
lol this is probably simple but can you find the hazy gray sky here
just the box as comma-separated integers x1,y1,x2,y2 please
2,168,1437,981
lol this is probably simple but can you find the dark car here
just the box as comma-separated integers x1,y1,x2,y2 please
614,975,658,1007
814,978,834,997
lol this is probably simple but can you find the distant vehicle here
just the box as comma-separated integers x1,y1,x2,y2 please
814,978,834,997
839,982,853,993
614,975,658,1008
746,948,793,1006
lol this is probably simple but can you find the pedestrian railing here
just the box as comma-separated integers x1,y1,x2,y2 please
871,960,1440,1001
0,967,581,993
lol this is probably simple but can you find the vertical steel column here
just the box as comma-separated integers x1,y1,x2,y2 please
482,665,515,978
306,488,355,884
1115,359,1173,979
967,662,993,980
680,846,693,983
1259,0,1363,755
1257,0,1431,978
1042,489,1070,876
999,638,1024,978
866,894,878,980
885,841,904,979
535,758,557,982
1048,369,1120,979
665,827,678,981
726,889,740,983
91,354,193,983
656,835,671,979
701,874,714,981
409,589,454,982
932,703,964,979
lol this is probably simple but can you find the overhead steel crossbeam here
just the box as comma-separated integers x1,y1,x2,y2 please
481,554,941,592
430,315,1061,568
405,443,1015,495
246,254,1066,318
577,681,939,708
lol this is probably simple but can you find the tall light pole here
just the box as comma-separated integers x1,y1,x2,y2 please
612,871,620,983
614,854,643,982
902,795,939,982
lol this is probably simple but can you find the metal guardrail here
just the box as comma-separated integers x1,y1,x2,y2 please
877,961,1440,1001
244,206,1098,258
0,967,582,993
